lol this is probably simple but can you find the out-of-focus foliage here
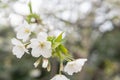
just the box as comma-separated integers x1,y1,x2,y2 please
0,0,120,80
83,28,120,80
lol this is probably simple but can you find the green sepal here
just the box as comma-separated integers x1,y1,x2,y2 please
26,13,42,24
52,42,61,49
47,36,56,43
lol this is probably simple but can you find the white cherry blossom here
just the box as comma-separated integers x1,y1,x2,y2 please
9,13,24,27
51,74,70,80
64,59,87,75
16,22,32,42
30,32,52,58
11,38,28,58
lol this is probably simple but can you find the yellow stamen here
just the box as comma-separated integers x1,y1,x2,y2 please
39,42,45,48
24,28,30,33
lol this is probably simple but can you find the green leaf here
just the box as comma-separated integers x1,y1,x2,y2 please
52,42,61,49
59,44,68,54
55,32,63,42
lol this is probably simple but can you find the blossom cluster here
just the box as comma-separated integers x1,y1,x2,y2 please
10,0,87,80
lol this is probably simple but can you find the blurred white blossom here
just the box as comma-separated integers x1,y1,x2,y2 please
30,69,41,78
13,2,30,15
0,12,9,27
9,13,24,27
79,1,92,14
99,21,114,32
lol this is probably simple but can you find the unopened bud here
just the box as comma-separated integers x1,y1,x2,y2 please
34,58,41,68
42,58,48,68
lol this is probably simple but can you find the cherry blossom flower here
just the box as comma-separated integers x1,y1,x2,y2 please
15,22,32,42
11,38,28,58
64,59,87,75
30,32,52,58
51,74,70,80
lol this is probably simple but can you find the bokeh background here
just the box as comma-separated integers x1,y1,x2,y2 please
0,0,120,80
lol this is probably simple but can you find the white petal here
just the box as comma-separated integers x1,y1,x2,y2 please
17,32,30,41
16,31,24,39
12,46,25,58
37,32,48,41
22,33,30,42
32,24,47,34
31,47,41,57
16,26,31,42
43,41,51,49
30,39,39,48
11,38,23,46
64,62,75,75
41,49,52,58
16,26,24,35
51,75,70,80
75,59,87,66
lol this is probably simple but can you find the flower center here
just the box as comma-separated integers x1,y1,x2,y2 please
70,63,75,67
39,42,45,48
24,28,30,33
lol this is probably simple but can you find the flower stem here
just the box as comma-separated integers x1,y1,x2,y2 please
28,1,33,14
